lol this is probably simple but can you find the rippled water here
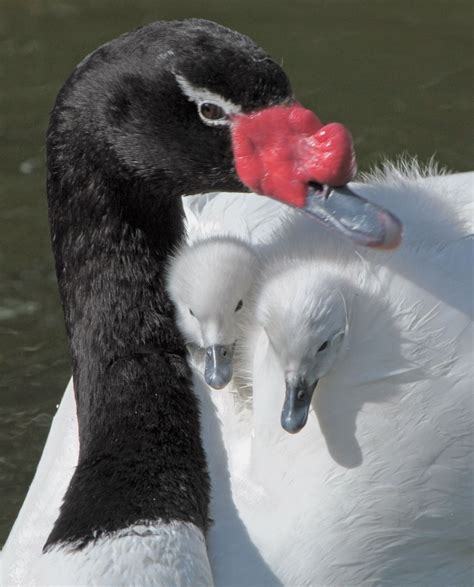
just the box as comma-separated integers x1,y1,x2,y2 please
0,0,472,546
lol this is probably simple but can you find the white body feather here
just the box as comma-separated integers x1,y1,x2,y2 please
33,523,212,587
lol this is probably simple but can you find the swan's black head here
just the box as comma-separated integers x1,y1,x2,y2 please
48,19,292,207
49,19,367,249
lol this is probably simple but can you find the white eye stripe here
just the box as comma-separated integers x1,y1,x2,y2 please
175,74,242,126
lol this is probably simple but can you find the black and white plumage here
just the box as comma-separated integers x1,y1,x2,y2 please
2,12,472,587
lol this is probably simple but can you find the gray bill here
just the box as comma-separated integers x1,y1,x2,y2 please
303,183,402,249
204,344,234,390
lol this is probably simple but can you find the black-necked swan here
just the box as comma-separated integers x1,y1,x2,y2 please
1,18,403,586
166,236,259,389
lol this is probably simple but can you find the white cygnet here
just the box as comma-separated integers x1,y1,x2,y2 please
243,222,359,433
167,236,259,389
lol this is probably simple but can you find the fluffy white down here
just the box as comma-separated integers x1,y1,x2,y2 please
2,162,473,587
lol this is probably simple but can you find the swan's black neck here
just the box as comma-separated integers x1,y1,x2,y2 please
44,103,210,551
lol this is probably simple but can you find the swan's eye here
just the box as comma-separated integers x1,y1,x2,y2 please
189,309,195,317
199,102,228,124
235,300,243,312
317,341,329,352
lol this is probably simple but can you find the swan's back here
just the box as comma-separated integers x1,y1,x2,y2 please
360,161,473,242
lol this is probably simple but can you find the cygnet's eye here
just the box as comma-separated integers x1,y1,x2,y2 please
235,300,243,312
199,102,228,125
317,340,329,352
189,308,195,317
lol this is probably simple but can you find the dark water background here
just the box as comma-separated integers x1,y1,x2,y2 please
0,0,472,545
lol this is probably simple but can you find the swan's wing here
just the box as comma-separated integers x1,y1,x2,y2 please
182,192,289,244
1,379,78,586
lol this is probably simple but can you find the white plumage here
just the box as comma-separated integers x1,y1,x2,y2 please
2,162,473,586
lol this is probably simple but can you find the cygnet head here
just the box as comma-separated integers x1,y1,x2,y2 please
255,262,351,433
167,236,259,389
